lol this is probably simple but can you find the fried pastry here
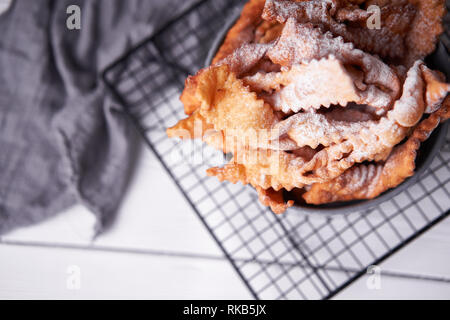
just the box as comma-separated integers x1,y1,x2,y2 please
244,56,392,112
168,0,449,213
303,97,450,204
262,0,446,65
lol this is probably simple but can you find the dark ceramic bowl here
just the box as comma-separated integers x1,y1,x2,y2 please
205,9,449,215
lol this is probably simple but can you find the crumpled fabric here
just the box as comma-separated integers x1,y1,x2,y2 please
0,0,195,234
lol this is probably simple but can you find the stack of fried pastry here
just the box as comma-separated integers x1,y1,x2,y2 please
167,0,450,213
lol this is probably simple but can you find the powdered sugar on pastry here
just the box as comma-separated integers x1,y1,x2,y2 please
263,0,411,61
244,56,391,112
388,60,425,127
218,42,273,77
421,65,450,113
267,19,401,109
170,0,450,214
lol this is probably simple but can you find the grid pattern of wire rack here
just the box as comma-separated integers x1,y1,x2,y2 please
103,0,450,300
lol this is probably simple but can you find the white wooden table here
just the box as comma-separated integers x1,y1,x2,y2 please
1,139,450,300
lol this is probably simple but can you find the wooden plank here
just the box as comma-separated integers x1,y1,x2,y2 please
2,144,450,298
0,204,96,245
0,243,251,299
376,216,450,278
2,146,222,256
334,270,450,299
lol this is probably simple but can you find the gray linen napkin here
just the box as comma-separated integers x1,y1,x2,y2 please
0,0,195,234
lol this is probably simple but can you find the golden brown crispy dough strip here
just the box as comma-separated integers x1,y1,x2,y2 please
207,61,448,196
263,0,408,60
403,0,446,66
181,0,267,115
206,165,295,213
255,21,284,44
267,19,401,104
244,56,392,112
387,60,425,127
181,64,278,129
263,0,446,65
176,65,302,151
255,186,294,214
272,61,428,155
303,97,450,205
212,0,267,64
207,141,356,192
217,43,273,77
195,65,277,132
167,111,214,140
421,65,450,113
181,43,272,115
207,148,324,192
171,0,449,214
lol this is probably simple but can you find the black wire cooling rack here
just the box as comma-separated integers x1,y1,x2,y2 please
103,0,450,299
